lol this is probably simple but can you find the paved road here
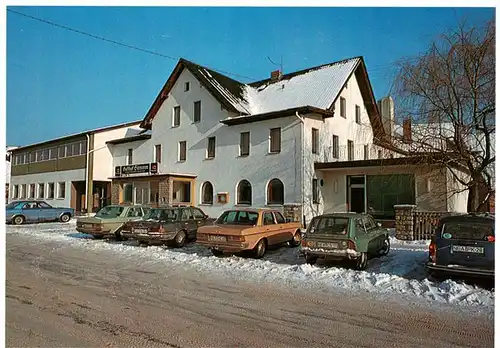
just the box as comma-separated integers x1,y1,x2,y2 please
6,233,494,348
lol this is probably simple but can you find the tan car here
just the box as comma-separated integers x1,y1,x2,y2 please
196,208,302,258
76,204,150,239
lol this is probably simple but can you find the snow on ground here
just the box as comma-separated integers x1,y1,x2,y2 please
6,222,494,315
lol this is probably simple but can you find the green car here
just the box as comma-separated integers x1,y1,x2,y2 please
300,213,390,270
76,205,150,239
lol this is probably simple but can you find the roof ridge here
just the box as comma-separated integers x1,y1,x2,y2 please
248,56,363,87
179,57,246,86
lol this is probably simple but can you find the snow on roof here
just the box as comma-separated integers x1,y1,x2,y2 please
184,57,361,117
244,57,360,115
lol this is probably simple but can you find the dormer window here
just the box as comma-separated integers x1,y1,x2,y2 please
184,82,190,92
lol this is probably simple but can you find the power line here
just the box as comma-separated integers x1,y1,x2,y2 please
7,8,257,81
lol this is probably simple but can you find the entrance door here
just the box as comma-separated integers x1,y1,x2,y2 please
348,176,366,213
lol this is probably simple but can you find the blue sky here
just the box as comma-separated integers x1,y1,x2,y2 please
6,6,495,146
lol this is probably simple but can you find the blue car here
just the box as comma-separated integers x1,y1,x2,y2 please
6,200,75,225
427,213,494,279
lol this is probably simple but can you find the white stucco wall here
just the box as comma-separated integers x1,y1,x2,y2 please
112,138,153,167
123,68,303,218
92,125,142,181
9,168,85,208
446,168,469,213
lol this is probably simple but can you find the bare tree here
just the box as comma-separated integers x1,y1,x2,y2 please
393,18,495,212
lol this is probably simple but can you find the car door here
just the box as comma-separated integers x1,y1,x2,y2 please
191,207,209,230
262,211,281,246
273,211,293,243
22,202,40,222
181,208,197,238
362,216,381,254
38,201,57,221
353,217,370,251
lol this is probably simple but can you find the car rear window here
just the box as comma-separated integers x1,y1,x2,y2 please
443,222,494,241
95,206,124,218
309,217,349,235
216,211,258,225
143,208,178,221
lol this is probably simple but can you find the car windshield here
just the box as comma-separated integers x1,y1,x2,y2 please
215,211,258,225
309,217,349,235
443,221,494,241
143,208,178,221
95,206,124,218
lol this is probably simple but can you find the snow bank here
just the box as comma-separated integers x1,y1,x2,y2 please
6,222,494,313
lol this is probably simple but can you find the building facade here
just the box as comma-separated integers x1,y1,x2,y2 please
107,57,420,223
9,121,142,213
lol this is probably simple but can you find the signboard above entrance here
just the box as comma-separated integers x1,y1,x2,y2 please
114,163,158,177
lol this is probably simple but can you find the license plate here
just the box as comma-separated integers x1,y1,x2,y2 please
451,245,484,254
208,235,227,242
133,228,148,234
83,224,93,229
317,242,338,249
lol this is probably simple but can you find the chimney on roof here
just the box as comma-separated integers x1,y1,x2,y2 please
402,118,412,143
377,96,395,139
270,70,282,82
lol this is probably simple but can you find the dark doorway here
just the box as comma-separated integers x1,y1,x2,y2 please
347,175,366,213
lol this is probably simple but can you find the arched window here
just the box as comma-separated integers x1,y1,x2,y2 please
201,182,214,204
237,180,252,205
267,178,284,205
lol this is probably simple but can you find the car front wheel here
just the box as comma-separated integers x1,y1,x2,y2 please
59,213,71,223
379,237,390,257
288,230,302,247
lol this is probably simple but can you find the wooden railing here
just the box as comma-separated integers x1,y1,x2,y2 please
413,211,443,240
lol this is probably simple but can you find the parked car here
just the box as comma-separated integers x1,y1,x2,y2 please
75,204,150,239
6,200,74,225
300,213,390,270
196,208,302,258
427,213,494,280
120,206,214,247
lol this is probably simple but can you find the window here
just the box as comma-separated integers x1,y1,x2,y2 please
269,128,281,153
47,183,55,199
28,184,35,199
312,128,319,154
122,184,133,203
201,181,214,204
355,105,361,124
347,140,354,161
340,97,346,118
267,178,284,205
216,210,258,225
312,179,319,204
178,141,187,161
127,149,133,165
310,217,349,235
184,81,190,92
366,174,416,219
237,180,252,205
332,135,339,159
58,146,66,158
37,183,45,199
49,148,57,160
194,101,201,123
65,144,73,157
80,140,87,154
173,106,181,127
20,184,26,198
378,150,383,159
364,145,369,160
155,144,162,163
263,212,275,225
240,132,250,156
12,185,19,199
362,216,377,231
191,208,206,219
71,143,80,157
274,211,286,224
58,182,66,199
127,207,143,218
181,208,193,221
207,137,216,159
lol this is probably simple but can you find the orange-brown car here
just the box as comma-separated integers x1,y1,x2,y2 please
196,208,302,258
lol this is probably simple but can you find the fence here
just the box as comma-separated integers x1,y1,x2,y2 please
394,205,453,241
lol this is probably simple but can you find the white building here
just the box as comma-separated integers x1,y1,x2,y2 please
108,57,427,223
9,121,142,213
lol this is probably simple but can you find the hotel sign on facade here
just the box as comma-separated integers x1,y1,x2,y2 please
114,162,158,177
